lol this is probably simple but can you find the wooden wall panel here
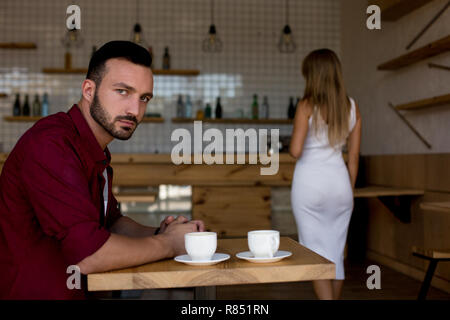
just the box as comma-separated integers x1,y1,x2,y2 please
192,186,271,238
0,153,297,185
362,154,426,188
366,197,426,267
362,154,450,292
425,154,450,192
421,191,450,280
366,198,400,258
112,163,294,187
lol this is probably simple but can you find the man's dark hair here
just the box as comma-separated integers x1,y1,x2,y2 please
86,40,152,86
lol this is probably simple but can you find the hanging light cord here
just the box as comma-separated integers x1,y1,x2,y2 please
136,0,139,23
211,0,215,25
278,0,295,53
285,0,289,26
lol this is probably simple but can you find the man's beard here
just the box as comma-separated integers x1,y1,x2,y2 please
89,92,138,141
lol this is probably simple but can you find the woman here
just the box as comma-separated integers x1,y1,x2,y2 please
290,49,362,300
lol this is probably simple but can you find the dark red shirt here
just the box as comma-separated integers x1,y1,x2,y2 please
0,104,123,299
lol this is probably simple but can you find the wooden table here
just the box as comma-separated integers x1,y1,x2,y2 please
88,237,335,299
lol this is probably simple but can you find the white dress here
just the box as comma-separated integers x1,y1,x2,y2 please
291,97,357,280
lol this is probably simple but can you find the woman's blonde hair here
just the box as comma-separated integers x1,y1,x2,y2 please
302,48,350,147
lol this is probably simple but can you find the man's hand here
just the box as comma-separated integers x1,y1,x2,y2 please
159,215,205,233
158,215,176,233
158,216,206,257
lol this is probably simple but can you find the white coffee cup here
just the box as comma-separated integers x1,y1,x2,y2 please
184,232,217,261
248,230,280,258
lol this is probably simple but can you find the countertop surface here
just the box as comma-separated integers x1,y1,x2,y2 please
0,152,298,164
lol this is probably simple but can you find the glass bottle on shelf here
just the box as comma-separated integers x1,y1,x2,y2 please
32,94,41,116
185,95,192,118
162,47,170,70
287,96,295,119
195,99,204,120
176,95,184,118
13,93,21,116
204,103,212,119
22,94,30,116
215,97,222,119
251,94,259,120
261,96,269,119
41,93,49,117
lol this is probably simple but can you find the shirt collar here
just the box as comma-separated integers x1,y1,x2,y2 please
68,104,111,166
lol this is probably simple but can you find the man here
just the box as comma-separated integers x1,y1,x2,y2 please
0,41,204,299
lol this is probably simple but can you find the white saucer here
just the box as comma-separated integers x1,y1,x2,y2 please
174,253,230,266
236,250,292,263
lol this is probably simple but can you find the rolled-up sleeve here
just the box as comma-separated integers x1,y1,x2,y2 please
21,137,110,266
106,193,123,229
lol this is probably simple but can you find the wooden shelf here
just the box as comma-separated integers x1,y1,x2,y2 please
0,93,7,98
395,93,450,110
4,115,164,123
353,186,424,198
378,35,450,70
429,63,450,71
420,201,450,213
172,118,293,124
0,42,37,49
3,116,42,122
372,0,434,21
42,68,87,74
153,69,199,76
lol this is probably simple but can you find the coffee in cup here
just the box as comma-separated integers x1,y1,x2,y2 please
184,232,217,261
248,230,280,258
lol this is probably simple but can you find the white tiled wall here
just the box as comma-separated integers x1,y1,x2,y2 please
0,0,341,153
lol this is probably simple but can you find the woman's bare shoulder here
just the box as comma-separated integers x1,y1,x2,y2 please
350,97,361,120
298,98,313,117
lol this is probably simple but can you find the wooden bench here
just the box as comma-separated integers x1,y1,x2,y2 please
412,246,450,300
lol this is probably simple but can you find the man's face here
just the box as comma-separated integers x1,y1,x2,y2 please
90,58,153,140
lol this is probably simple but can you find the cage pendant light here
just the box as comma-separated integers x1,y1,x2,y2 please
202,0,223,53
131,0,149,49
278,0,296,53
